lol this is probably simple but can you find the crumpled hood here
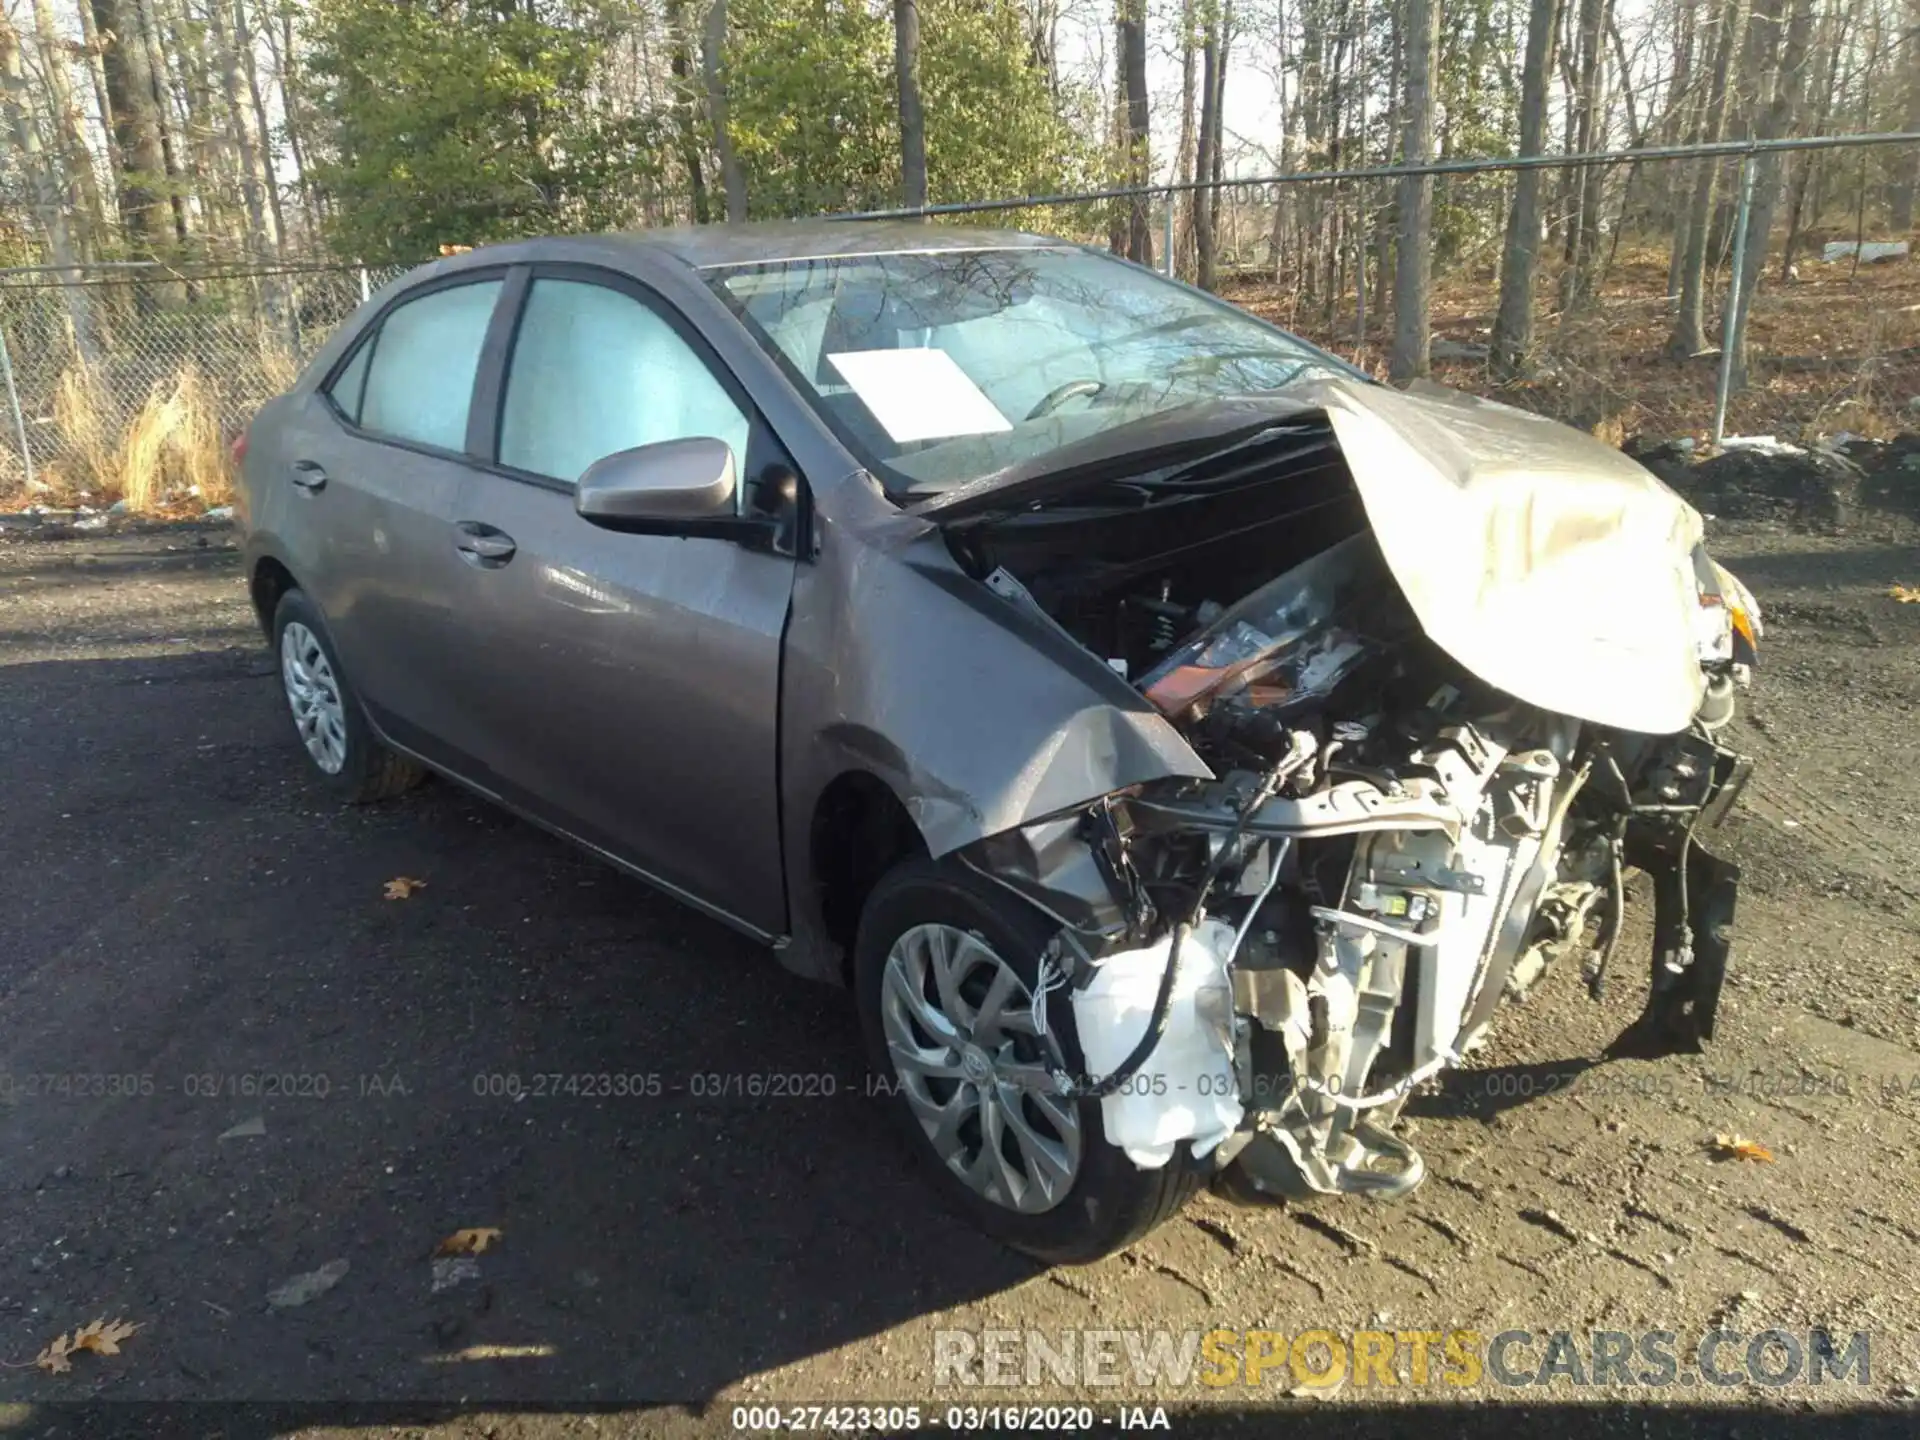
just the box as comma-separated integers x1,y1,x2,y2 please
1298,377,1707,735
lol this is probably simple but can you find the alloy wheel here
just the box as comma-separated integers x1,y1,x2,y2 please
280,621,349,775
880,923,1083,1214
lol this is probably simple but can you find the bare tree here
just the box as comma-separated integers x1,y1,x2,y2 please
1727,0,1818,388
1559,0,1614,312
665,0,709,222
1176,0,1198,277
216,0,284,322
1117,0,1153,265
32,0,108,252
1195,0,1225,289
92,0,174,262
1668,0,1746,358
1491,0,1563,379
1,10,95,356
894,0,927,210
1891,0,1920,230
704,0,747,221
236,0,289,252
1390,0,1438,381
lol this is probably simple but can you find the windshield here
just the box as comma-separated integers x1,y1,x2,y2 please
708,246,1360,496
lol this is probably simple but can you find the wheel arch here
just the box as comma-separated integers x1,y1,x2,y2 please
250,555,299,641
808,769,928,983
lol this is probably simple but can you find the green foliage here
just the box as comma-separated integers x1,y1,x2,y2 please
305,0,1098,253
724,0,1092,216
723,0,898,214
306,0,663,260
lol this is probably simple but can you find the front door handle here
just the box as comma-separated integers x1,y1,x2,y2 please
289,460,327,491
454,522,516,565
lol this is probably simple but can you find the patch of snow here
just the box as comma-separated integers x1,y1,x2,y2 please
1718,435,1805,456
1822,240,1910,263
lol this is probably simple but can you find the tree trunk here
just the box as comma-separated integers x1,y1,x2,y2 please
1669,0,1746,358
236,0,289,255
1118,0,1153,265
665,0,709,222
217,0,283,323
1728,0,1816,388
1491,0,1562,379
1783,0,1853,276
1390,0,1438,381
1209,1,1231,248
1,14,95,360
1195,1,1222,290
1892,0,1920,231
134,0,190,247
93,0,174,262
1665,0,1701,294
704,0,747,221
267,6,322,231
76,0,117,201
1176,0,1198,278
894,0,927,210
1559,0,1613,312
33,0,107,255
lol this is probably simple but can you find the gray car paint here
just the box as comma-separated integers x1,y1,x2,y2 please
243,224,1712,986
240,227,1214,984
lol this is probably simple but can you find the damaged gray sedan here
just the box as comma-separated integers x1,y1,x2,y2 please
236,223,1761,1263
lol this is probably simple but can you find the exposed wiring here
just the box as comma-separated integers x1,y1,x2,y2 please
1056,731,1316,1101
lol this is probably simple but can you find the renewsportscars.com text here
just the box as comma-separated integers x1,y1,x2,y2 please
933,1326,1871,1390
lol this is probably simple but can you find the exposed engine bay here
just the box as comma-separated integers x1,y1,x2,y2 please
944,412,1760,1201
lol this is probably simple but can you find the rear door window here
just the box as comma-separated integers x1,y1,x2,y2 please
351,279,502,451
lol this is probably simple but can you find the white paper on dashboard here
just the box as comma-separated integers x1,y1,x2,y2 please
825,348,1013,444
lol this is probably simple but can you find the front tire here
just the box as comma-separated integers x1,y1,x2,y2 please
854,856,1201,1264
271,588,424,804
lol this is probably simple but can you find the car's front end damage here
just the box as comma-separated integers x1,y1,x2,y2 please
919,378,1761,1202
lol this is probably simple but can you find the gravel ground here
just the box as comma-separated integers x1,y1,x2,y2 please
0,490,1917,1440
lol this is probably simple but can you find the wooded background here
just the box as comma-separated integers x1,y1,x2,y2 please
4,0,1920,504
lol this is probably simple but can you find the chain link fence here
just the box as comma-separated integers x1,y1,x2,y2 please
6,132,1920,508
0,261,404,502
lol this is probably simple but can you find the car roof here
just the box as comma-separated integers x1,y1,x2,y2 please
438,220,1072,276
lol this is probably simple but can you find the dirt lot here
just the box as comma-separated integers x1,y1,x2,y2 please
0,450,1918,1439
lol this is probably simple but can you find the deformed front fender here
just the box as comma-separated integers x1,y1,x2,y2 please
776,475,1211,976
790,481,1210,856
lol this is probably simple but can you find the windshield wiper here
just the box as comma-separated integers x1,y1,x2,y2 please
907,393,1321,521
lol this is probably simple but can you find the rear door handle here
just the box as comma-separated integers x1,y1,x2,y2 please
454,522,516,565
289,460,327,491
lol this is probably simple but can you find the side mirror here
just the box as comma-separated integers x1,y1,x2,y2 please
576,436,738,530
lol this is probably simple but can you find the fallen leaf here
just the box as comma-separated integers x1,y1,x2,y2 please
1709,1133,1776,1163
1890,584,1920,603
383,876,427,900
34,1333,73,1375
71,1318,140,1357
33,1317,140,1374
434,1227,502,1257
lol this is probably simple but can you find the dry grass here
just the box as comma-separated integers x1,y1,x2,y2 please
35,362,236,514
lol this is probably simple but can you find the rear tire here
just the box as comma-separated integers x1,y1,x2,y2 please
271,588,425,804
854,855,1201,1264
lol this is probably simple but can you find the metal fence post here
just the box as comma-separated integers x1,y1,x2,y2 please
0,325,33,493
1712,153,1757,448
357,265,371,305
1163,190,1175,278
